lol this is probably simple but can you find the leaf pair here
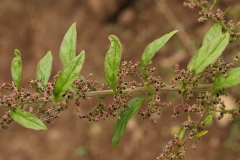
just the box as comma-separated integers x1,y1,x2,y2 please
53,22,85,101
11,49,49,130
104,31,178,148
186,23,240,92
104,31,178,92
187,23,240,92
187,23,230,76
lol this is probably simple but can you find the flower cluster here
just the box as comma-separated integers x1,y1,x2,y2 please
184,0,240,41
200,58,233,82
157,135,187,159
172,63,197,100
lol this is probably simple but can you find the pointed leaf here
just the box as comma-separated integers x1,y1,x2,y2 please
213,67,240,92
178,127,185,140
141,30,178,80
104,35,122,94
187,33,229,76
10,108,47,130
235,21,240,27
36,51,53,88
203,23,222,45
53,51,85,101
11,49,22,90
204,112,215,125
60,23,76,66
112,97,145,148
195,130,208,138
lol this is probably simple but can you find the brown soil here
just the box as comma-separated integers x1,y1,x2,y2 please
0,0,240,160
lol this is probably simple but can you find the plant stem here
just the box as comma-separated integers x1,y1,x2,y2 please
216,109,236,114
0,84,214,108
84,84,213,97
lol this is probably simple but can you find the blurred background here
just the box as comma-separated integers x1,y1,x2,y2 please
0,0,240,159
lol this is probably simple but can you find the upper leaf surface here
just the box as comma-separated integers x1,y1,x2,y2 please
187,33,229,76
203,23,222,45
11,49,22,90
203,112,215,125
178,127,185,140
53,51,85,101
195,130,208,138
213,67,240,92
36,51,53,88
141,30,178,80
10,108,48,130
60,22,76,66
104,35,122,94
112,97,145,148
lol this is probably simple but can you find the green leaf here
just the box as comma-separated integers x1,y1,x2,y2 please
195,130,208,138
53,51,85,101
112,97,145,148
204,112,215,125
141,30,178,80
187,33,229,76
235,21,240,27
11,49,22,90
104,35,122,94
213,67,240,92
10,108,47,130
36,51,53,88
178,127,185,140
60,22,77,66
203,23,222,45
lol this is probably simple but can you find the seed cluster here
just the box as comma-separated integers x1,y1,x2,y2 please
200,58,233,82
157,135,187,159
0,82,40,128
173,63,197,100
77,61,143,122
184,0,240,42
158,52,236,157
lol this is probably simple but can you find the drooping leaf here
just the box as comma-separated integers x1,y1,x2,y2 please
104,35,122,94
112,97,146,148
141,30,178,80
187,33,229,76
10,108,47,130
178,127,185,140
203,112,215,125
195,130,208,138
53,51,85,101
36,51,53,88
203,23,222,45
60,22,77,66
213,67,240,92
11,49,22,90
